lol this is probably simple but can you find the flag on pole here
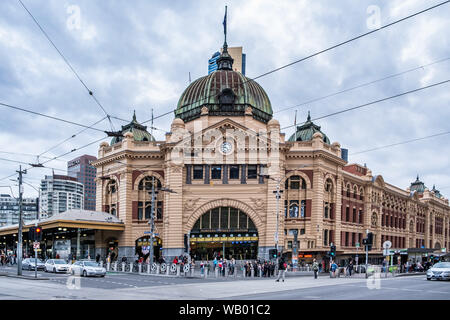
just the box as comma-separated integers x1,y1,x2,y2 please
223,6,227,41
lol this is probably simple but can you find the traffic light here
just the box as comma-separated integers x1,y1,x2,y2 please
35,227,42,241
367,232,373,245
28,226,36,241
269,249,277,259
330,244,336,257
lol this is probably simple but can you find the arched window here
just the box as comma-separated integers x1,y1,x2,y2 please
371,212,377,227
107,180,117,194
353,186,358,199
136,176,164,221
138,176,162,191
285,175,306,190
192,207,256,231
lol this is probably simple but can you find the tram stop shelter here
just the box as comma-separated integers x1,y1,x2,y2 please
0,209,124,260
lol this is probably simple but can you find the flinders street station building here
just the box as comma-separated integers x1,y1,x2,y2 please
89,41,450,265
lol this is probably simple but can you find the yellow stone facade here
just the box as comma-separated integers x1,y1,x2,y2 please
92,110,450,262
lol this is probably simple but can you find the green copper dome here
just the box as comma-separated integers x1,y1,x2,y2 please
110,112,155,145
175,45,272,123
410,175,426,194
288,112,331,144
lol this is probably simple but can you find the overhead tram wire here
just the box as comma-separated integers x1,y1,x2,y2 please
349,130,450,155
139,1,450,125
17,0,115,131
0,102,107,133
38,116,108,158
0,135,108,183
281,79,450,131
0,151,67,163
274,57,450,114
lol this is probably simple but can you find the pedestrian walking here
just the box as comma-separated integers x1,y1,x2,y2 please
275,257,287,282
312,259,319,279
330,260,338,278
347,261,354,277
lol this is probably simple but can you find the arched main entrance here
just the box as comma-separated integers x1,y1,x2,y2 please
190,206,258,261
135,236,162,261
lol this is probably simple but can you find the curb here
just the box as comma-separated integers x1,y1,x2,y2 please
395,272,426,277
0,273,49,280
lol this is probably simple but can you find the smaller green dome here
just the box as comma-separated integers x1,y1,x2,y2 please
288,112,330,144
410,175,426,194
110,111,155,145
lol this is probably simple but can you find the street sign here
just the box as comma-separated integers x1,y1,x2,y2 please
356,242,360,248
383,241,392,249
274,232,278,242
441,248,447,253
33,242,40,249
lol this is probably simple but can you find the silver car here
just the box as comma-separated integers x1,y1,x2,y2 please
22,258,45,271
45,259,70,273
426,262,450,281
70,260,106,277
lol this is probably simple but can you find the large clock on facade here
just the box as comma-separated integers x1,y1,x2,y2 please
220,141,232,154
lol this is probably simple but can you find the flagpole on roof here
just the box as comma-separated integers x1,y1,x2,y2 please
223,6,227,46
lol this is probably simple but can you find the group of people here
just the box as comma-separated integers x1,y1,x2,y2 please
0,251,16,266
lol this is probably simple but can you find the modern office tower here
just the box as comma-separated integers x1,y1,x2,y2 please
0,194,38,226
208,47,245,74
40,175,84,218
68,155,97,211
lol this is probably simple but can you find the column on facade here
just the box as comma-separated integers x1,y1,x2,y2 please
335,174,343,251
311,167,324,251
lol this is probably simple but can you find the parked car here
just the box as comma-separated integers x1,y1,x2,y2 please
69,260,106,277
45,259,70,273
22,258,45,271
426,262,450,281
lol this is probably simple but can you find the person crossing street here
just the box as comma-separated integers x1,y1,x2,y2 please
275,257,287,282
312,258,319,279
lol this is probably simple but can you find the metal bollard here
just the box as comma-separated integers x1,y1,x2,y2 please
156,264,160,274
100,261,104,268
113,262,117,271
106,262,110,271
176,264,180,276
129,263,133,273
215,268,219,278
251,267,254,277
121,262,125,272
190,265,194,277
205,268,208,278
259,269,262,277
166,264,170,276
138,263,142,273
243,267,246,278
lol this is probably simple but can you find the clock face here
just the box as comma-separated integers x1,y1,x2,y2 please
221,142,232,154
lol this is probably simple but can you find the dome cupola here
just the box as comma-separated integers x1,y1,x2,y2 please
110,111,155,145
288,111,331,144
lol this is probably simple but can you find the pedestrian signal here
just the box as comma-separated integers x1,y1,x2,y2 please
269,249,277,258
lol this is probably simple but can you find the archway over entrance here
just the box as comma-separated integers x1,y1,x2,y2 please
135,236,162,262
190,206,258,261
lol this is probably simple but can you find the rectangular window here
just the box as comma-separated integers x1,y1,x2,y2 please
238,211,247,229
220,207,228,230
229,208,238,229
145,204,151,220
352,208,356,222
300,228,305,235
324,202,329,219
288,241,293,249
211,208,220,229
247,165,257,179
156,201,163,220
138,202,143,220
289,200,299,218
211,166,222,180
345,207,349,221
201,211,210,229
229,165,240,179
323,229,328,246
193,165,203,180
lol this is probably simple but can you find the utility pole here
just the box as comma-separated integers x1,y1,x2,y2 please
275,181,280,266
17,165,26,276
148,176,156,267
365,228,369,278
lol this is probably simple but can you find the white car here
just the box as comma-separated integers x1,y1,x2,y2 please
45,259,70,273
70,260,106,277
426,262,450,281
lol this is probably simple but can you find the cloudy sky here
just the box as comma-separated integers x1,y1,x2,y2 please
0,0,449,198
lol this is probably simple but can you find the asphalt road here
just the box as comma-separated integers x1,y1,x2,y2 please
222,276,450,300
0,266,448,300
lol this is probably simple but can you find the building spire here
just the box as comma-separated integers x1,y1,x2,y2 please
132,110,137,122
217,6,233,70
307,111,311,122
